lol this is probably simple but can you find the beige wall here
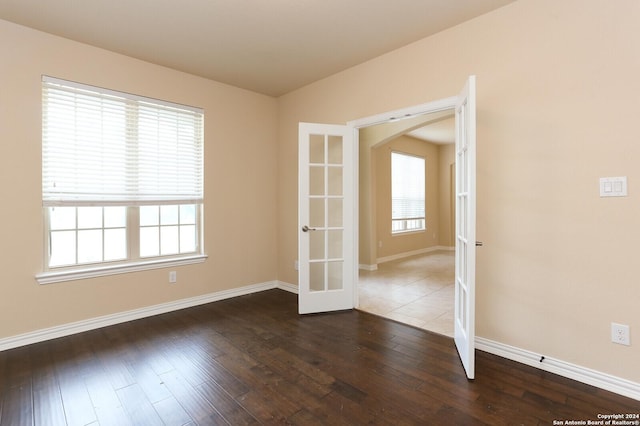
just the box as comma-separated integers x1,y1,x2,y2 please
278,0,640,383
0,20,278,338
374,136,439,259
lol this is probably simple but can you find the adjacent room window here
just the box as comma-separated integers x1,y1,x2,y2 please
41,76,204,278
391,151,425,233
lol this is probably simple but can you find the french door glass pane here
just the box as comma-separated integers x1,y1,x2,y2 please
327,136,342,164
309,231,325,260
328,230,342,258
309,198,324,228
328,261,343,290
309,134,325,163
327,199,342,227
328,167,343,196
310,166,324,196
310,262,325,292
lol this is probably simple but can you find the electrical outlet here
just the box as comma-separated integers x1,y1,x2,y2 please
611,323,630,346
169,271,177,283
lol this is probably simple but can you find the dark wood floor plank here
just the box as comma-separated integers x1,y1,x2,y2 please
1,347,31,390
88,329,136,391
184,349,251,398
115,383,164,426
153,395,192,426
159,369,226,424
127,358,173,404
0,382,33,426
196,380,259,425
30,345,67,426
84,373,132,426
50,339,98,426
254,347,334,399
219,360,301,421
318,391,380,425
33,377,66,426
0,289,637,425
287,408,325,426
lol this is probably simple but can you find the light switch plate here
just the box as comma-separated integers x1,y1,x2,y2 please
599,176,627,197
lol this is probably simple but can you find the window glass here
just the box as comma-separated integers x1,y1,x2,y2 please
49,230,76,267
140,206,159,227
140,227,160,258
42,76,204,274
50,207,75,230
104,207,126,228
78,207,102,229
391,152,426,233
104,228,127,261
161,205,179,225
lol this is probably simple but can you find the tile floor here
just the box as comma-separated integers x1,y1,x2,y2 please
357,250,455,337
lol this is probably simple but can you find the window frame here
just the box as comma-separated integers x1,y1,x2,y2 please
37,77,206,284
38,204,206,285
390,151,426,235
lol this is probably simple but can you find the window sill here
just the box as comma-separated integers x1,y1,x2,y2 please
35,254,208,285
391,229,426,236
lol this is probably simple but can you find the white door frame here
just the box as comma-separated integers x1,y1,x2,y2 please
347,96,459,307
299,80,476,378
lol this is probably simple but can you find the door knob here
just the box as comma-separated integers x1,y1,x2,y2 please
302,225,317,232
475,241,483,247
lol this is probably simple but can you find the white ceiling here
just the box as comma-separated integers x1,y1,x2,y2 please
0,0,515,96
408,117,455,145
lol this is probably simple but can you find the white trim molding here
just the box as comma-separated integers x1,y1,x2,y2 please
476,337,640,402
276,281,299,294
359,264,378,271
36,255,208,285
0,280,277,352
377,245,454,264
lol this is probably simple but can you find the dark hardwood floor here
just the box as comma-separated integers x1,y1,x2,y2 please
0,289,637,425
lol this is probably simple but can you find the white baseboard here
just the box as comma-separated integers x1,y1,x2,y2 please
476,337,640,401
0,280,281,352
377,245,454,264
276,281,298,294
359,264,378,271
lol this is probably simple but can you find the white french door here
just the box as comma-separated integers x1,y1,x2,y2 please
454,76,477,379
298,123,355,314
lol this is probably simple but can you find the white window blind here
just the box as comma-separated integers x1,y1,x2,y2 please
42,76,204,206
391,151,425,232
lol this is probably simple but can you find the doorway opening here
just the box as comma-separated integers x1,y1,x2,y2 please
355,110,456,336
298,76,476,377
